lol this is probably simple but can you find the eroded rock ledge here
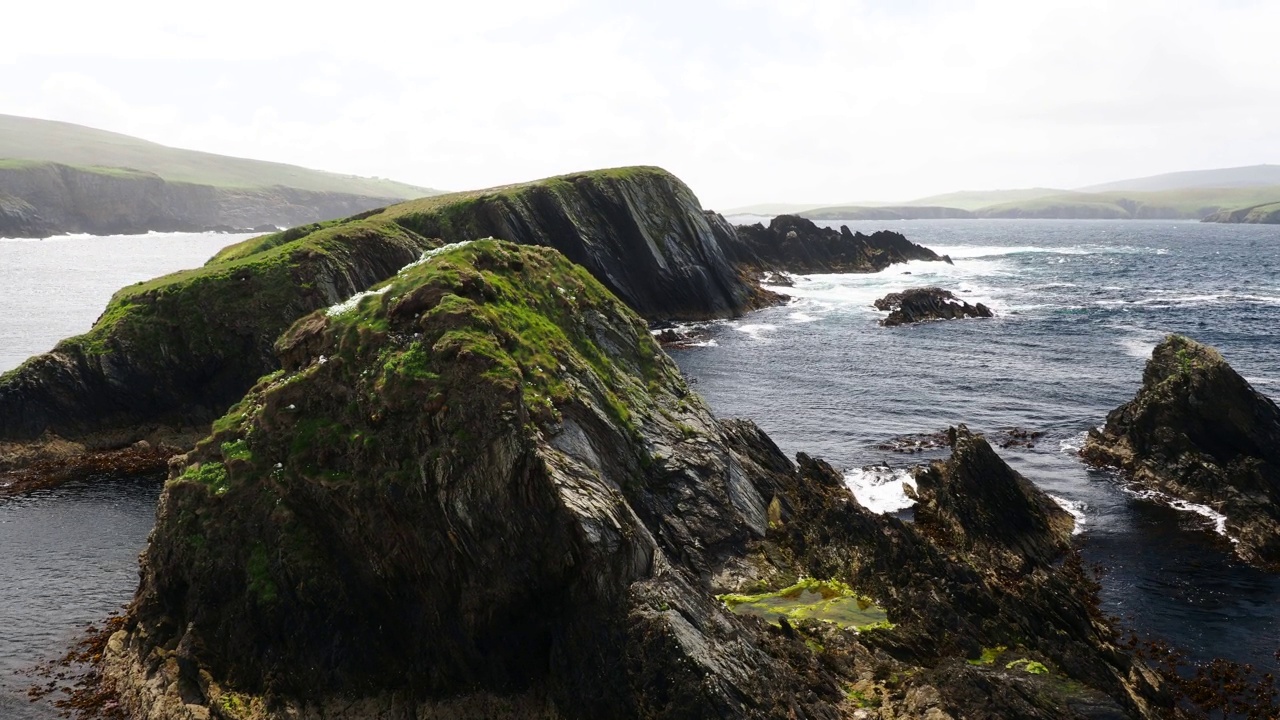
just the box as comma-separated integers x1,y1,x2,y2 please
710,213,945,275
102,241,1168,719
874,287,993,326
1083,335,1280,570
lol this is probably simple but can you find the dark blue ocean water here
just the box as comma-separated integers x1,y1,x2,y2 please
677,218,1280,672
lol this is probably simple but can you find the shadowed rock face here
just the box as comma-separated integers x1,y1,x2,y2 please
874,287,993,326
1083,335,1280,570
710,213,944,275
104,241,1169,720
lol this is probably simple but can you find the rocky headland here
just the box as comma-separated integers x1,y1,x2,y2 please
711,214,946,275
1082,335,1280,570
0,162,405,238
0,168,943,484
99,240,1171,719
873,287,993,326
1202,202,1280,224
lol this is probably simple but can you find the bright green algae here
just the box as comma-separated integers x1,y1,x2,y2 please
719,579,891,631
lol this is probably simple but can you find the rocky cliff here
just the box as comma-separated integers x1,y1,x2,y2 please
711,214,944,274
1082,335,1280,570
0,162,404,238
0,168,773,477
101,240,1169,719
1202,201,1280,224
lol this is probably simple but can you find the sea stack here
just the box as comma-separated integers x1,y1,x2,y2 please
1083,335,1280,570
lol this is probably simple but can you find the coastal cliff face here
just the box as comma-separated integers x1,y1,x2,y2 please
102,241,1169,720
0,162,403,238
713,214,943,274
0,168,778,475
1083,335,1280,570
1202,202,1280,224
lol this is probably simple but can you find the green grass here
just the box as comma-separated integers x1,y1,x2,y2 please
0,113,439,198
718,578,891,631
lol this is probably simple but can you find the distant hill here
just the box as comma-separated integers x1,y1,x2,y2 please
801,205,973,221
0,115,444,238
0,114,438,199
1203,201,1280,224
721,202,855,216
1077,165,1280,193
976,186,1280,220
900,188,1065,211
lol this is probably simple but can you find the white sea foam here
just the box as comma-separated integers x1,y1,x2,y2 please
734,323,778,342
788,312,819,323
1127,488,1232,540
1049,495,1087,535
843,465,917,514
1059,432,1088,454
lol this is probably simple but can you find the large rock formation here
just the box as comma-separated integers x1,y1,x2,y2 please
711,214,944,275
0,162,404,238
0,167,771,477
1083,335,1280,570
874,287,993,326
102,241,1169,719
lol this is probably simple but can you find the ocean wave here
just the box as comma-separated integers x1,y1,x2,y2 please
1059,432,1088,454
734,323,778,342
843,465,917,514
1127,487,1232,540
1049,495,1087,535
927,244,1139,259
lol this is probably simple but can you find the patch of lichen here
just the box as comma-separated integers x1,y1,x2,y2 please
719,578,892,631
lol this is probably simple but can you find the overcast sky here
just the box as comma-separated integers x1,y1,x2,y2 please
3,0,1278,208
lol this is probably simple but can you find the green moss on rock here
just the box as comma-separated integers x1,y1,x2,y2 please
719,578,891,631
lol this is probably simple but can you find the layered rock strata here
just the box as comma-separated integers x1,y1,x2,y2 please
103,241,1169,719
710,213,945,275
1083,335,1280,570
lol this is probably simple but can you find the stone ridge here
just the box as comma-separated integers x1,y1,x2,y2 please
0,167,768,471
104,241,1171,719
0,161,403,238
1083,334,1280,569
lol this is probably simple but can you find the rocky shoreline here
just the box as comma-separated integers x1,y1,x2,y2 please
5,167,1274,718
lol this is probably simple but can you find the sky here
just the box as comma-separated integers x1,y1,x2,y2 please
3,0,1278,208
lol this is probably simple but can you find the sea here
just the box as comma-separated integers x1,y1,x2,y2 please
2,221,1279,717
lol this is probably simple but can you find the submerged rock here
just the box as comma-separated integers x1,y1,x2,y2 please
103,241,1171,719
1083,335,1280,570
874,287,993,326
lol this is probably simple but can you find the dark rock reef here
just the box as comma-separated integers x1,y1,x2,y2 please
0,162,403,238
0,167,773,479
1083,335,1280,570
874,287,993,326
102,241,1170,719
711,213,946,275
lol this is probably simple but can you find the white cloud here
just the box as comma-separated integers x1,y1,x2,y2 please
4,0,1279,206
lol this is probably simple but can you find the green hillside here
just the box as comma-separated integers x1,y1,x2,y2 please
902,188,1065,211
978,186,1280,219
1078,164,1280,193
0,114,438,199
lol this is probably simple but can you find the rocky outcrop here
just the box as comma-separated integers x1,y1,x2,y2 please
102,241,1170,719
1082,335,1280,570
874,287,993,326
713,214,945,275
1202,202,1280,224
0,162,403,238
0,167,778,476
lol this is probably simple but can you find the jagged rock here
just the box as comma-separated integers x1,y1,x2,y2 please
1083,335,1280,570
874,287,993,326
102,242,1170,719
709,213,943,275
914,426,1074,570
